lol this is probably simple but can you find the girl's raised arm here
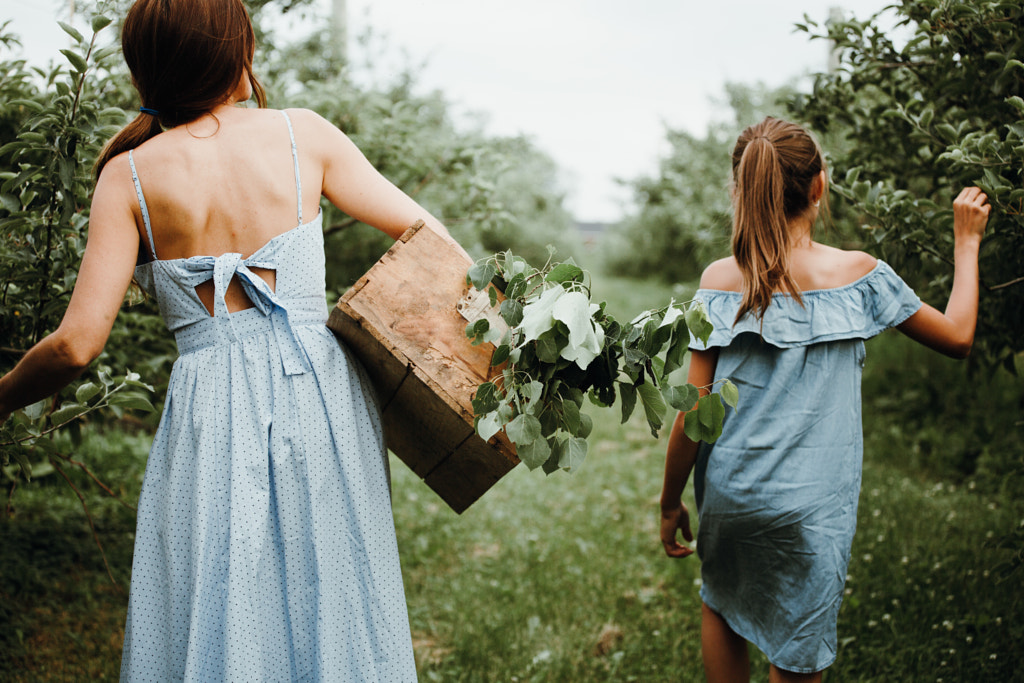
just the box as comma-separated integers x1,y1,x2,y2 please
0,157,140,421
897,187,990,359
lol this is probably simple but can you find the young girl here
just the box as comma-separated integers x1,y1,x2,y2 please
0,0,463,679
658,117,990,683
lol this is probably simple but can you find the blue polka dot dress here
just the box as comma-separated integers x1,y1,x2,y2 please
690,262,922,674
120,111,417,682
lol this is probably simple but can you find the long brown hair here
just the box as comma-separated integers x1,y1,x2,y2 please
95,0,267,175
730,117,827,322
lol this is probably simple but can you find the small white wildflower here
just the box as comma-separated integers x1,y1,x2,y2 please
872,508,881,517
876,534,885,542
863,553,874,562
943,620,954,631
995,617,1002,625
693,578,703,587
868,620,878,628
901,555,909,565
990,654,998,660
966,636,973,644
882,613,892,622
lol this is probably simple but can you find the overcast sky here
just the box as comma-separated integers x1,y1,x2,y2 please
3,0,895,222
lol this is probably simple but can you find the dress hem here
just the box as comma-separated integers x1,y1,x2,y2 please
700,594,836,674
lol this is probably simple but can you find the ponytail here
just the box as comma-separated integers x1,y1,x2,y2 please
729,117,825,323
95,110,163,177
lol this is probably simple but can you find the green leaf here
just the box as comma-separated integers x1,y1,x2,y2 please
60,49,89,73
91,15,113,32
500,298,524,327
720,380,739,411
663,384,699,412
75,382,102,403
535,333,562,363
476,411,503,442
578,412,593,439
517,436,552,470
50,402,88,425
57,21,84,44
544,262,583,284
490,344,511,367
619,382,637,423
472,381,500,415
505,413,542,445
685,302,714,346
107,393,155,412
505,272,527,299
22,399,49,421
466,262,497,291
561,399,581,435
636,382,666,436
559,437,587,471
683,394,726,443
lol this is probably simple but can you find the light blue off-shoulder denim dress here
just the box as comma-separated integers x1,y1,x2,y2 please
690,261,921,673
119,111,417,682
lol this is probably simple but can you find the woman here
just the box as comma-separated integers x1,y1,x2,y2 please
0,0,458,679
659,117,989,682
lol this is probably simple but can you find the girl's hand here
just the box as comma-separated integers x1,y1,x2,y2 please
953,186,990,246
660,504,695,558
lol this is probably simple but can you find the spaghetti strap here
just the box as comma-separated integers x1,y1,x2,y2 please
128,149,158,260
281,110,302,226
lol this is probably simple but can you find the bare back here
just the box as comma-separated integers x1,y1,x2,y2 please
127,107,324,312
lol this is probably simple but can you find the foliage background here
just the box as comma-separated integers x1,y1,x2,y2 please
1,0,1022,680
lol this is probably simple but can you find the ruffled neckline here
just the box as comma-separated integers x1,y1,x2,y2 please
692,261,922,349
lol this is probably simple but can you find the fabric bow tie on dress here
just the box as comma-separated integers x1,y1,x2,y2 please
196,251,315,376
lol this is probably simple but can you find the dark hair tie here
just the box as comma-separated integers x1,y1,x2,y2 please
139,107,160,116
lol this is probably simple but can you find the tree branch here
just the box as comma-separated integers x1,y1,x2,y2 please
54,450,137,512
323,216,359,236
49,456,123,591
987,275,1024,291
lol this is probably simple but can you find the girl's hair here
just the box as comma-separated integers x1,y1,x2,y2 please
95,0,266,175
730,117,827,322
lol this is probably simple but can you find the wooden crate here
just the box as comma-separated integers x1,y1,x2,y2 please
326,222,518,513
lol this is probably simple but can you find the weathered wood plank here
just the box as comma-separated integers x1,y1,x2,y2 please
326,221,519,512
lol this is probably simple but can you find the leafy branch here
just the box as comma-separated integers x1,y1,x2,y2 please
465,250,735,474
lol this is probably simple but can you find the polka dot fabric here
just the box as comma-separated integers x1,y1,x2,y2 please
122,111,417,682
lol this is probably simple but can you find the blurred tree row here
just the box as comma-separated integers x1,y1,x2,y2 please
610,0,1023,371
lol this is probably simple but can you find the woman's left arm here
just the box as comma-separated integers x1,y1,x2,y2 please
0,158,140,422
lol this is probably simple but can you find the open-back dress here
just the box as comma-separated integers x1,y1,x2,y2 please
119,110,417,682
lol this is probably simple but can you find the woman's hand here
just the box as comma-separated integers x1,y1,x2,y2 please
952,186,990,247
660,503,695,558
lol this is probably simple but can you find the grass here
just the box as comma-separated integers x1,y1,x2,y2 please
2,275,1022,681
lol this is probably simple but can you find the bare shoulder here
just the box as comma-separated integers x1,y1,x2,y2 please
837,248,879,282
699,257,743,292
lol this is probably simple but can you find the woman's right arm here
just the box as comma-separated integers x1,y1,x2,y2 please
296,109,468,254
0,158,140,422
896,186,990,359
